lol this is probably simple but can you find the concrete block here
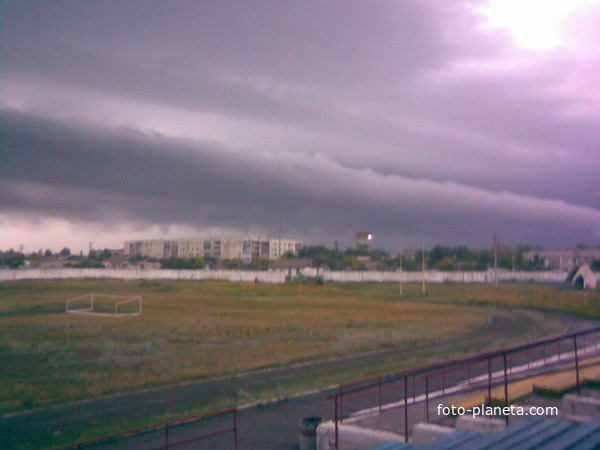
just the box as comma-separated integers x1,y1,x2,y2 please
316,421,404,450
411,423,455,445
346,407,406,435
455,415,506,434
562,394,600,418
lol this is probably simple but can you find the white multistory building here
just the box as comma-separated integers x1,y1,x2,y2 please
124,237,303,262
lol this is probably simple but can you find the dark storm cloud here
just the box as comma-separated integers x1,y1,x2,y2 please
0,1,489,139
3,110,599,248
5,1,598,206
2,1,599,249
2,1,453,87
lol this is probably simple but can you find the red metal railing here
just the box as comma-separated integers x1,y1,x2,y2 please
62,407,238,450
328,326,600,448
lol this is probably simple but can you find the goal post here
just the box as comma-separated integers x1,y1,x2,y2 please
115,296,142,315
66,294,94,313
65,293,142,316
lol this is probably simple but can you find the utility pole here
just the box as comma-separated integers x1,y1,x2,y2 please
399,250,403,297
494,233,498,289
422,241,427,295
278,217,282,258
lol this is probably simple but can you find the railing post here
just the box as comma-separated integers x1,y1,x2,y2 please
543,342,547,364
467,361,471,384
487,357,492,408
441,366,445,394
165,422,169,450
334,395,339,449
378,376,382,412
404,375,409,443
233,408,238,450
413,374,416,402
573,336,580,396
425,376,429,423
503,353,509,425
340,384,344,423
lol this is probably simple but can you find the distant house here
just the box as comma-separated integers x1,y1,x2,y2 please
104,255,161,269
270,258,313,270
104,255,129,269
136,261,161,270
34,256,69,269
270,258,313,279
566,264,599,290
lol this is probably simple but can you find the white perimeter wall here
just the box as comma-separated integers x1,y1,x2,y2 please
305,269,566,283
0,268,567,284
0,268,287,283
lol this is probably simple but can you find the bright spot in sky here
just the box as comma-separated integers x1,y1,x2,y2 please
479,0,598,51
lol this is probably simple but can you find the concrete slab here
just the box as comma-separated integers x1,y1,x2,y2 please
316,421,404,450
562,394,600,418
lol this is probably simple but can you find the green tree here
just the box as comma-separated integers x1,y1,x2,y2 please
161,257,206,269
1,249,26,268
98,249,113,260
222,259,244,269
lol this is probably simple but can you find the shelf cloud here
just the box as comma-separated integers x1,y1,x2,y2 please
2,1,599,251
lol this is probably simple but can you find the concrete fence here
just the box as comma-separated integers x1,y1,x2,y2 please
0,268,287,283
0,268,567,284
309,269,567,284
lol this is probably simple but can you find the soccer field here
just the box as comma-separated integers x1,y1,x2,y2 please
0,279,596,415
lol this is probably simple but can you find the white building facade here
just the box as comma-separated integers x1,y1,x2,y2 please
124,237,303,262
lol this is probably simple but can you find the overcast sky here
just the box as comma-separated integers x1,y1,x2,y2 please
2,0,599,253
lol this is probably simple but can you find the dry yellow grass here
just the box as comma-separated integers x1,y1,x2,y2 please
0,279,575,413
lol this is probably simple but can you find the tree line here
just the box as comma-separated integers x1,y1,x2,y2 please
296,244,549,271
2,244,598,271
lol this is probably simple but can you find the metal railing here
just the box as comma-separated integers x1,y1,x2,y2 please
328,326,600,448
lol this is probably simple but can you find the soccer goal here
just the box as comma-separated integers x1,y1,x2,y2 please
65,293,142,316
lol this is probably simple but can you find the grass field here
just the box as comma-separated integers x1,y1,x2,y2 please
420,282,600,318
1,279,596,418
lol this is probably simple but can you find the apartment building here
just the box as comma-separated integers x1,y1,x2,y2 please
124,237,303,262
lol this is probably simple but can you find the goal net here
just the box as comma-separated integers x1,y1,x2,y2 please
66,293,142,316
